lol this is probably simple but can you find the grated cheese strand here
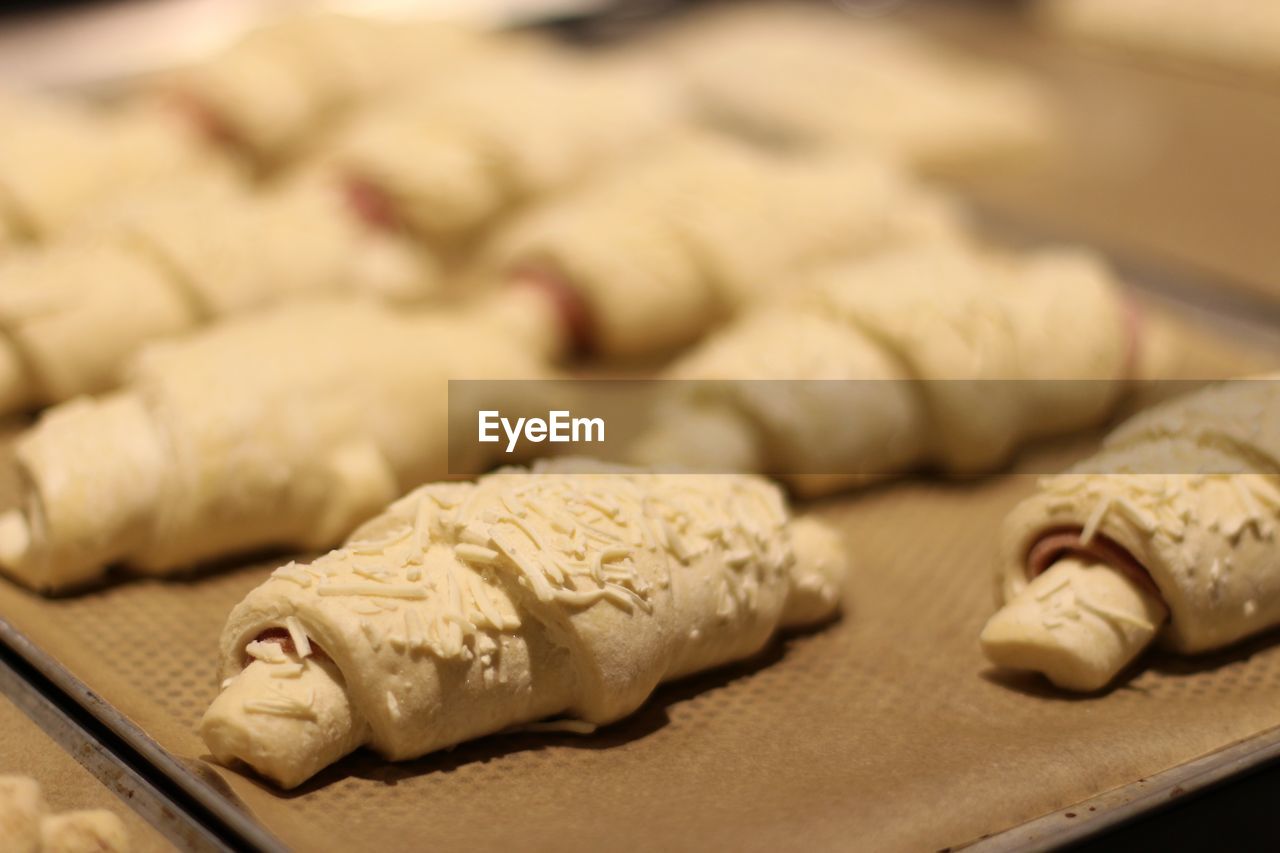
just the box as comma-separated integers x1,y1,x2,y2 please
285,616,312,659
318,583,428,599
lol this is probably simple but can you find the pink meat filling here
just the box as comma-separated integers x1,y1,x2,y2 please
1026,527,1162,599
343,174,401,232
244,628,328,669
165,90,247,157
506,265,595,357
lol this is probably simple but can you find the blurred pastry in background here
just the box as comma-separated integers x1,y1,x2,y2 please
629,242,1156,495
0,775,129,853
0,174,435,415
0,14,556,251
200,460,847,789
479,132,963,359
984,376,1280,691
653,1,1054,169
0,300,551,593
1039,0,1280,80
319,51,687,256
0,91,231,251
154,13,540,168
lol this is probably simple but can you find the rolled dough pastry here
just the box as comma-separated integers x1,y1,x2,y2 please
1040,0,1280,79
629,242,1141,495
0,175,434,414
201,460,847,788
984,376,1280,690
0,300,548,592
322,53,685,247
484,133,962,358
158,14,521,165
0,775,129,853
0,93,226,245
654,2,1053,167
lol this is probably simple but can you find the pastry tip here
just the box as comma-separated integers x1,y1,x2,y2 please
0,509,30,569
981,557,1166,692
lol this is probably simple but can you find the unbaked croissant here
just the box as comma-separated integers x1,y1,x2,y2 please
0,176,434,414
0,300,547,592
483,133,962,358
652,2,1053,168
0,775,129,853
158,14,521,166
200,460,847,789
628,242,1142,495
983,376,1280,691
0,93,226,248
322,54,685,249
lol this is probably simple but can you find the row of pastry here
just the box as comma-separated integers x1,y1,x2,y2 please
0,131,1149,592
0,3,1275,794
0,3,1050,247
3,155,1275,789
0,2,1051,411
197,372,1280,790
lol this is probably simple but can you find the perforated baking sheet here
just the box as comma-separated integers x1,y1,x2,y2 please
0,327,1276,852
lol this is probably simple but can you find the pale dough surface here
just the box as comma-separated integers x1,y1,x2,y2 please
632,242,1133,494
202,460,847,788
0,300,548,591
998,376,1280,658
484,132,962,357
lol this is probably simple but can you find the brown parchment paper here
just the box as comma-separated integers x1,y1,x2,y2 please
913,3,1280,310
0,324,1275,852
0,688,172,852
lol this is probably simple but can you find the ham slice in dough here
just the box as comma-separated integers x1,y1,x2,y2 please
481,132,963,359
983,376,1280,691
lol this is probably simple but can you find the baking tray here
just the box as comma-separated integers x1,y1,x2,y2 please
0,658,180,852
0,323,1277,852
1,3,1280,849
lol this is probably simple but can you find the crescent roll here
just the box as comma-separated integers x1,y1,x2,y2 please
0,177,433,414
0,94,225,247
0,301,547,592
158,14,516,166
628,242,1140,495
323,55,685,248
484,133,962,358
983,376,1280,691
200,461,847,789
0,775,129,853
